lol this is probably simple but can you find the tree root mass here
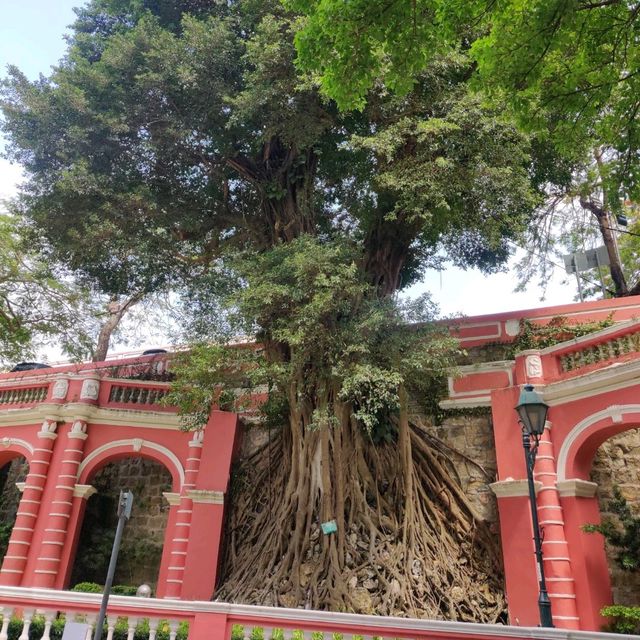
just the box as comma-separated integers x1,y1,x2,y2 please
216,414,507,624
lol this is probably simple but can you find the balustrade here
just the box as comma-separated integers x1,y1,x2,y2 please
558,330,640,374
0,607,186,640
0,586,630,640
108,384,169,407
0,386,47,406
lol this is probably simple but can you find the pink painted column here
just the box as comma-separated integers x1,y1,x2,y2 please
162,430,203,598
32,418,89,587
533,423,580,629
156,492,180,598
180,490,225,600
559,483,611,631
0,418,58,586
58,484,96,589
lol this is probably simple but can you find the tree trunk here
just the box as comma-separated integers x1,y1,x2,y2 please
227,139,317,247
217,136,506,620
92,293,144,362
363,212,418,296
579,197,628,296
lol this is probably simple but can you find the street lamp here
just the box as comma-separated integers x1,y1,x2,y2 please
515,384,554,628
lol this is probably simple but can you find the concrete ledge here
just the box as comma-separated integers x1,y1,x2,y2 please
556,479,598,498
490,479,542,498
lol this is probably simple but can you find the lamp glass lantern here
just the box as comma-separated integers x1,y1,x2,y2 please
515,384,549,436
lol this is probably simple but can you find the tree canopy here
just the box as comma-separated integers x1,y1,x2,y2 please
0,0,540,299
291,0,640,297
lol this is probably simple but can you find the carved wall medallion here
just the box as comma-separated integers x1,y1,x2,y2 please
525,354,543,379
80,378,100,400
52,378,69,400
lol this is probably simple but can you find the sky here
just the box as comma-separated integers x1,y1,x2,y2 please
0,0,580,325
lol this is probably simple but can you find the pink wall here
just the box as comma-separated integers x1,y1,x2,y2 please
0,364,238,601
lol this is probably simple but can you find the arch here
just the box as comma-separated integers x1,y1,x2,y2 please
557,404,640,482
78,439,185,490
0,439,34,466
70,457,173,590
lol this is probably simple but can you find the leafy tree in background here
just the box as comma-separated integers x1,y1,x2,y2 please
0,211,99,363
1,0,541,617
290,0,640,297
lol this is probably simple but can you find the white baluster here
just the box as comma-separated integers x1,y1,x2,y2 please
262,627,273,640
18,609,33,640
106,615,115,640
127,617,138,640
168,619,179,640
0,613,10,640
41,611,55,640
85,614,97,640
282,630,294,640
241,625,253,640
148,618,159,640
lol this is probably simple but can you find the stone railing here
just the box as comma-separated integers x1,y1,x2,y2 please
558,330,640,374
0,586,632,640
0,385,48,406
539,321,640,381
107,383,170,407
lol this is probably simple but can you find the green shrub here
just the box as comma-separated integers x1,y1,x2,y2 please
111,585,138,596
71,582,102,593
70,582,139,596
601,605,640,635
583,487,640,572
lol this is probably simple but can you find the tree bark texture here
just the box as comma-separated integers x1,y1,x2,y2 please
92,293,144,362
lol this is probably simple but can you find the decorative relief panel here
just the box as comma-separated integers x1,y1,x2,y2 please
51,378,69,400
80,378,100,400
525,354,543,379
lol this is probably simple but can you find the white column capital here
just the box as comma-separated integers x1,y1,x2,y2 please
556,479,598,498
73,484,97,500
162,492,181,506
490,478,542,498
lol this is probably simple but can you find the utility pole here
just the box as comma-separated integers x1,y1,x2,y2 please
93,491,133,640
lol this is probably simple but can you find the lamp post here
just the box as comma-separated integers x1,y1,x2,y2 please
515,384,554,628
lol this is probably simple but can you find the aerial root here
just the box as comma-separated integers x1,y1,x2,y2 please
216,420,506,623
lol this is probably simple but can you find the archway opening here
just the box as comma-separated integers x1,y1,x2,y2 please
590,428,640,606
70,457,172,594
0,455,28,560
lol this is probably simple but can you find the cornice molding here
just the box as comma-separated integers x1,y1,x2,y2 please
439,397,492,410
0,406,182,431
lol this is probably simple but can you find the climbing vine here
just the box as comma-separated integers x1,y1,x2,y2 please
512,315,614,352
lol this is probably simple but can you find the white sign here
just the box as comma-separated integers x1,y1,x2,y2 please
61,621,90,640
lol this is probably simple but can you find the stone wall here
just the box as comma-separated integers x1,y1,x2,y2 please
0,457,28,524
411,410,499,526
590,428,640,606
